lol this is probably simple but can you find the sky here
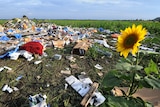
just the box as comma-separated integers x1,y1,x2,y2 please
0,0,159,20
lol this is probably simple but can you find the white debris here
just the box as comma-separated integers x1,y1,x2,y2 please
139,46,154,51
94,64,103,70
94,39,110,48
2,84,13,93
4,66,12,71
65,83,68,90
13,87,19,91
66,55,76,62
9,50,34,61
20,50,34,61
9,52,21,60
65,75,106,106
34,60,42,65
29,94,48,107
61,70,71,75
0,67,4,72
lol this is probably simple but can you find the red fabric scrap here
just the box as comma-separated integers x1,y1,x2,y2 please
20,41,43,55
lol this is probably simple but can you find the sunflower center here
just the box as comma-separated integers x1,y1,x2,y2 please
123,34,138,48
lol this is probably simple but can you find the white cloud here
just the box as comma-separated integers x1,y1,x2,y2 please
12,0,56,6
13,0,43,6
75,0,120,4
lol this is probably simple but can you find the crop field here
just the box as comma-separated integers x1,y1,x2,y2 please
0,19,160,107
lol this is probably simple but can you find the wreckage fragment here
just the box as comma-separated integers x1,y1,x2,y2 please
72,40,91,56
65,75,106,106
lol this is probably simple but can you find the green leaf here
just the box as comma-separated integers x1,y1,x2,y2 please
102,70,122,89
144,75,160,89
132,65,143,71
151,37,160,44
116,62,132,71
106,96,146,107
144,60,159,75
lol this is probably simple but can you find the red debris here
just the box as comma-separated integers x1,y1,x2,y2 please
20,41,43,55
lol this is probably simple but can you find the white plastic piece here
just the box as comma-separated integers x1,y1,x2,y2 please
2,84,13,93
0,67,4,72
34,60,42,65
94,64,103,70
94,39,110,48
4,66,12,71
9,52,21,60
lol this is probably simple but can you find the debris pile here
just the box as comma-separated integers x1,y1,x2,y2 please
0,15,118,61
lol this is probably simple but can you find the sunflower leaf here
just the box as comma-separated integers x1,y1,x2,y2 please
106,95,150,107
102,70,123,89
116,62,132,71
132,65,143,71
144,59,159,75
144,75,160,89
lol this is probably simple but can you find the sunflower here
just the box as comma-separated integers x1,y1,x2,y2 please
116,24,147,58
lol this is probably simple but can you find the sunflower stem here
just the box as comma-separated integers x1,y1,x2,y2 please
127,53,139,97
127,71,137,96
136,52,139,65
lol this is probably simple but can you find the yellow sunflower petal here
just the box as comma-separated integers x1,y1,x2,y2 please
132,45,138,55
116,24,147,58
121,49,130,58
132,24,136,32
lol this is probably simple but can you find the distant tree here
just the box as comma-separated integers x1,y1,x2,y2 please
153,17,160,22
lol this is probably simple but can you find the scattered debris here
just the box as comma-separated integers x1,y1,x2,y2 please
60,68,71,75
94,64,103,70
140,46,154,51
70,63,79,69
65,75,106,106
52,40,65,49
72,40,91,56
66,55,76,62
16,75,23,81
65,83,68,90
53,54,62,60
2,84,13,93
111,33,119,38
94,39,110,48
97,72,103,77
29,94,48,107
81,82,99,107
94,47,113,58
34,60,42,65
